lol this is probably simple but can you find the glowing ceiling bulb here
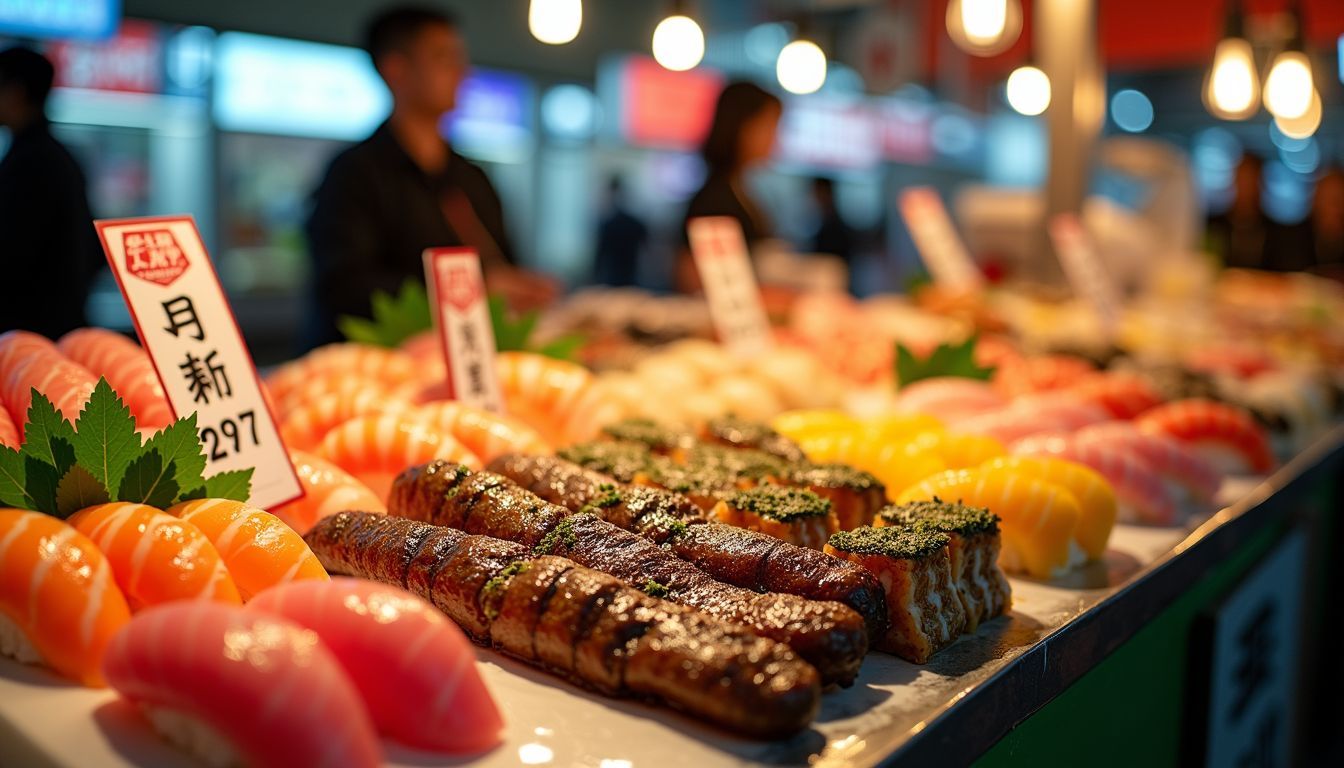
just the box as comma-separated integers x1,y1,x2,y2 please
776,39,827,95
652,14,705,72
946,0,1021,56
1273,88,1322,139
529,0,582,45
1204,37,1259,120
962,0,1008,46
1005,65,1050,116
1263,50,1314,119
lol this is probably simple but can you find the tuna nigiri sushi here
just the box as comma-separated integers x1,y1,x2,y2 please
1012,435,1179,526
896,467,1083,579
102,602,381,768
1067,371,1165,420
892,377,1006,422
1073,421,1222,504
68,503,242,610
1135,399,1275,475
0,509,131,686
166,499,328,601
248,579,504,753
269,451,386,534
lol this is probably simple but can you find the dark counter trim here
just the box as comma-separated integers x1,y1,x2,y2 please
881,425,1344,766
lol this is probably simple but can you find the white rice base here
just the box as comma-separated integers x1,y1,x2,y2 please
144,706,240,768
0,612,44,666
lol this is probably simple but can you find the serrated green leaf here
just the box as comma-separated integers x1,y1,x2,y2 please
895,335,995,388
117,449,179,508
21,389,78,474
203,468,253,502
142,415,206,496
25,455,61,513
536,333,585,362
337,315,386,346
72,378,141,497
338,279,434,349
0,446,34,510
177,484,207,502
54,465,110,518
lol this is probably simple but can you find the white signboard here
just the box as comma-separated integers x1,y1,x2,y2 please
686,217,774,357
95,215,303,509
898,187,983,292
423,248,505,413
1048,214,1121,339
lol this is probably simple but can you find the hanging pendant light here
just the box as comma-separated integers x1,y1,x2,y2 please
652,1,705,72
1203,1,1259,120
529,0,582,45
946,0,1023,57
1263,1,1315,120
1006,65,1050,116
777,23,827,95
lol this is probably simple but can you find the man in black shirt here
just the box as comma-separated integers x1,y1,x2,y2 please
304,6,552,348
0,46,101,338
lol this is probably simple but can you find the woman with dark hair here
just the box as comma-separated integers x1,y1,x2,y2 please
684,81,783,246
675,81,783,291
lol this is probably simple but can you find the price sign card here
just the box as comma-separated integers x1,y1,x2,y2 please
95,215,303,509
1049,214,1121,339
898,187,984,293
687,216,774,357
423,248,505,412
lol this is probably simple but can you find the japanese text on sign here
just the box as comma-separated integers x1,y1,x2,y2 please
423,248,505,413
1048,214,1122,341
687,217,774,357
898,187,984,293
94,216,303,509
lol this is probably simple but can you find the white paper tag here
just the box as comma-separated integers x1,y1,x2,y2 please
422,248,505,413
94,216,303,509
1049,214,1121,339
898,187,983,292
687,216,774,357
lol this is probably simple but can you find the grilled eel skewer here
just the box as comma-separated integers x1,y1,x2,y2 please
304,512,821,737
389,461,869,686
487,453,888,641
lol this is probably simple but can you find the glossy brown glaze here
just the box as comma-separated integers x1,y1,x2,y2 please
391,461,870,686
489,453,890,643
305,512,821,736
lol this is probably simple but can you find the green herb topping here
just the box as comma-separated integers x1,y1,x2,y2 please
726,486,832,522
481,560,530,619
641,579,670,598
685,444,786,479
878,498,1000,536
826,526,950,560
601,419,692,451
0,379,251,518
786,462,883,492
557,441,652,483
533,516,582,554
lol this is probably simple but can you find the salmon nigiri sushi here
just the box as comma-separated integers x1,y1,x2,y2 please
980,455,1117,561
1135,399,1275,475
269,451,386,535
896,467,1083,579
248,579,504,754
0,509,131,686
68,503,242,610
166,499,328,601
0,406,16,448
103,602,381,768
316,414,482,500
57,328,173,430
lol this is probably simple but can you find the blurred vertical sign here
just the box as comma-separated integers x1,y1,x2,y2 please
423,248,504,412
898,187,983,292
687,217,773,357
94,215,303,509
1188,530,1305,768
1048,214,1121,341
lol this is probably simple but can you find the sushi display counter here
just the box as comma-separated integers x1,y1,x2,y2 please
2,423,1338,767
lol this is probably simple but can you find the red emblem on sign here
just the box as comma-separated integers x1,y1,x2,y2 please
439,263,482,312
123,228,188,286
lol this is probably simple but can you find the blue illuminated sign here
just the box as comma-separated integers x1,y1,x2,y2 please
0,0,120,41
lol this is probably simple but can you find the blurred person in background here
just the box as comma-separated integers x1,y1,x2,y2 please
678,81,782,292
0,46,101,338
592,175,647,287
1206,153,1312,273
809,176,855,279
304,5,554,349
1309,168,1344,277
